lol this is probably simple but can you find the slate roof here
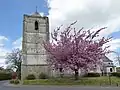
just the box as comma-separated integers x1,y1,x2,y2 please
32,11,41,16
102,55,115,67
102,56,113,62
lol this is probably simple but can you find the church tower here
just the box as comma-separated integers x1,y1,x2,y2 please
21,11,49,80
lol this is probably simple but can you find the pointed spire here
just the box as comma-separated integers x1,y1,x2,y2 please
34,6,39,15
31,6,41,16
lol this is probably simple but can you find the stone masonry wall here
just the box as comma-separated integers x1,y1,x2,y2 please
21,64,51,80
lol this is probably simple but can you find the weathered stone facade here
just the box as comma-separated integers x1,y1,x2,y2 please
21,13,50,80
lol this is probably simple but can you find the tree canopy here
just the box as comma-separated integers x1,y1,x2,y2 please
5,48,22,79
43,22,111,79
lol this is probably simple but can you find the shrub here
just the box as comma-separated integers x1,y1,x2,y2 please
111,72,120,77
0,72,12,80
84,73,100,77
39,73,49,79
26,74,36,80
14,79,20,84
10,80,14,84
10,79,20,84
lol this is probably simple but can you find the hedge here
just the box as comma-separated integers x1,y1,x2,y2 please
0,72,12,80
39,73,49,79
26,74,36,80
84,73,100,77
111,72,120,77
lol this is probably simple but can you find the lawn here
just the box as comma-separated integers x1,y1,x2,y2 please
23,76,120,86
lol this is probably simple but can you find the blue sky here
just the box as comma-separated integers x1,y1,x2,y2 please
0,0,120,66
0,0,48,48
110,31,120,39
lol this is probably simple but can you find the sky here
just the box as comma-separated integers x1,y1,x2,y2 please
0,0,120,67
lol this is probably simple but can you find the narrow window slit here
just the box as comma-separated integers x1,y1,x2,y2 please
35,21,39,30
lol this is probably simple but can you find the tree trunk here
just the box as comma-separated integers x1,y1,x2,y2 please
74,69,79,80
59,68,63,78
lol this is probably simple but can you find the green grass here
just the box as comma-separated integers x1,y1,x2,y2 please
23,76,120,86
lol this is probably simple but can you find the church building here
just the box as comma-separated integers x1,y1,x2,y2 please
21,11,50,80
21,11,116,80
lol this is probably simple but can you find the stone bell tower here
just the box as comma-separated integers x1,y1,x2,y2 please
21,11,49,80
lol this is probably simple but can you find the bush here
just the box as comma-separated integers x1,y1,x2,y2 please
84,73,100,77
39,73,49,79
10,80,14,84
14,79,20,84
10,79,20,84
0,72,12,81
111,72,120,77
26,74,36,80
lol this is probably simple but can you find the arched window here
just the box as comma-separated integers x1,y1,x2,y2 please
35,21,39,30
110,68,112,72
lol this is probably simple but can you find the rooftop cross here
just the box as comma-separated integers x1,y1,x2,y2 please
31,6,40,16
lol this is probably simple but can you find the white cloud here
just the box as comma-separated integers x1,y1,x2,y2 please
47,0,120,62
12,37,22,50
40,12,44,17
0,36,8,41
0,36,22,68
0,36,8,47
0,35,10,67
47,0,120,35
106,39,120,50
104,38,120,66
